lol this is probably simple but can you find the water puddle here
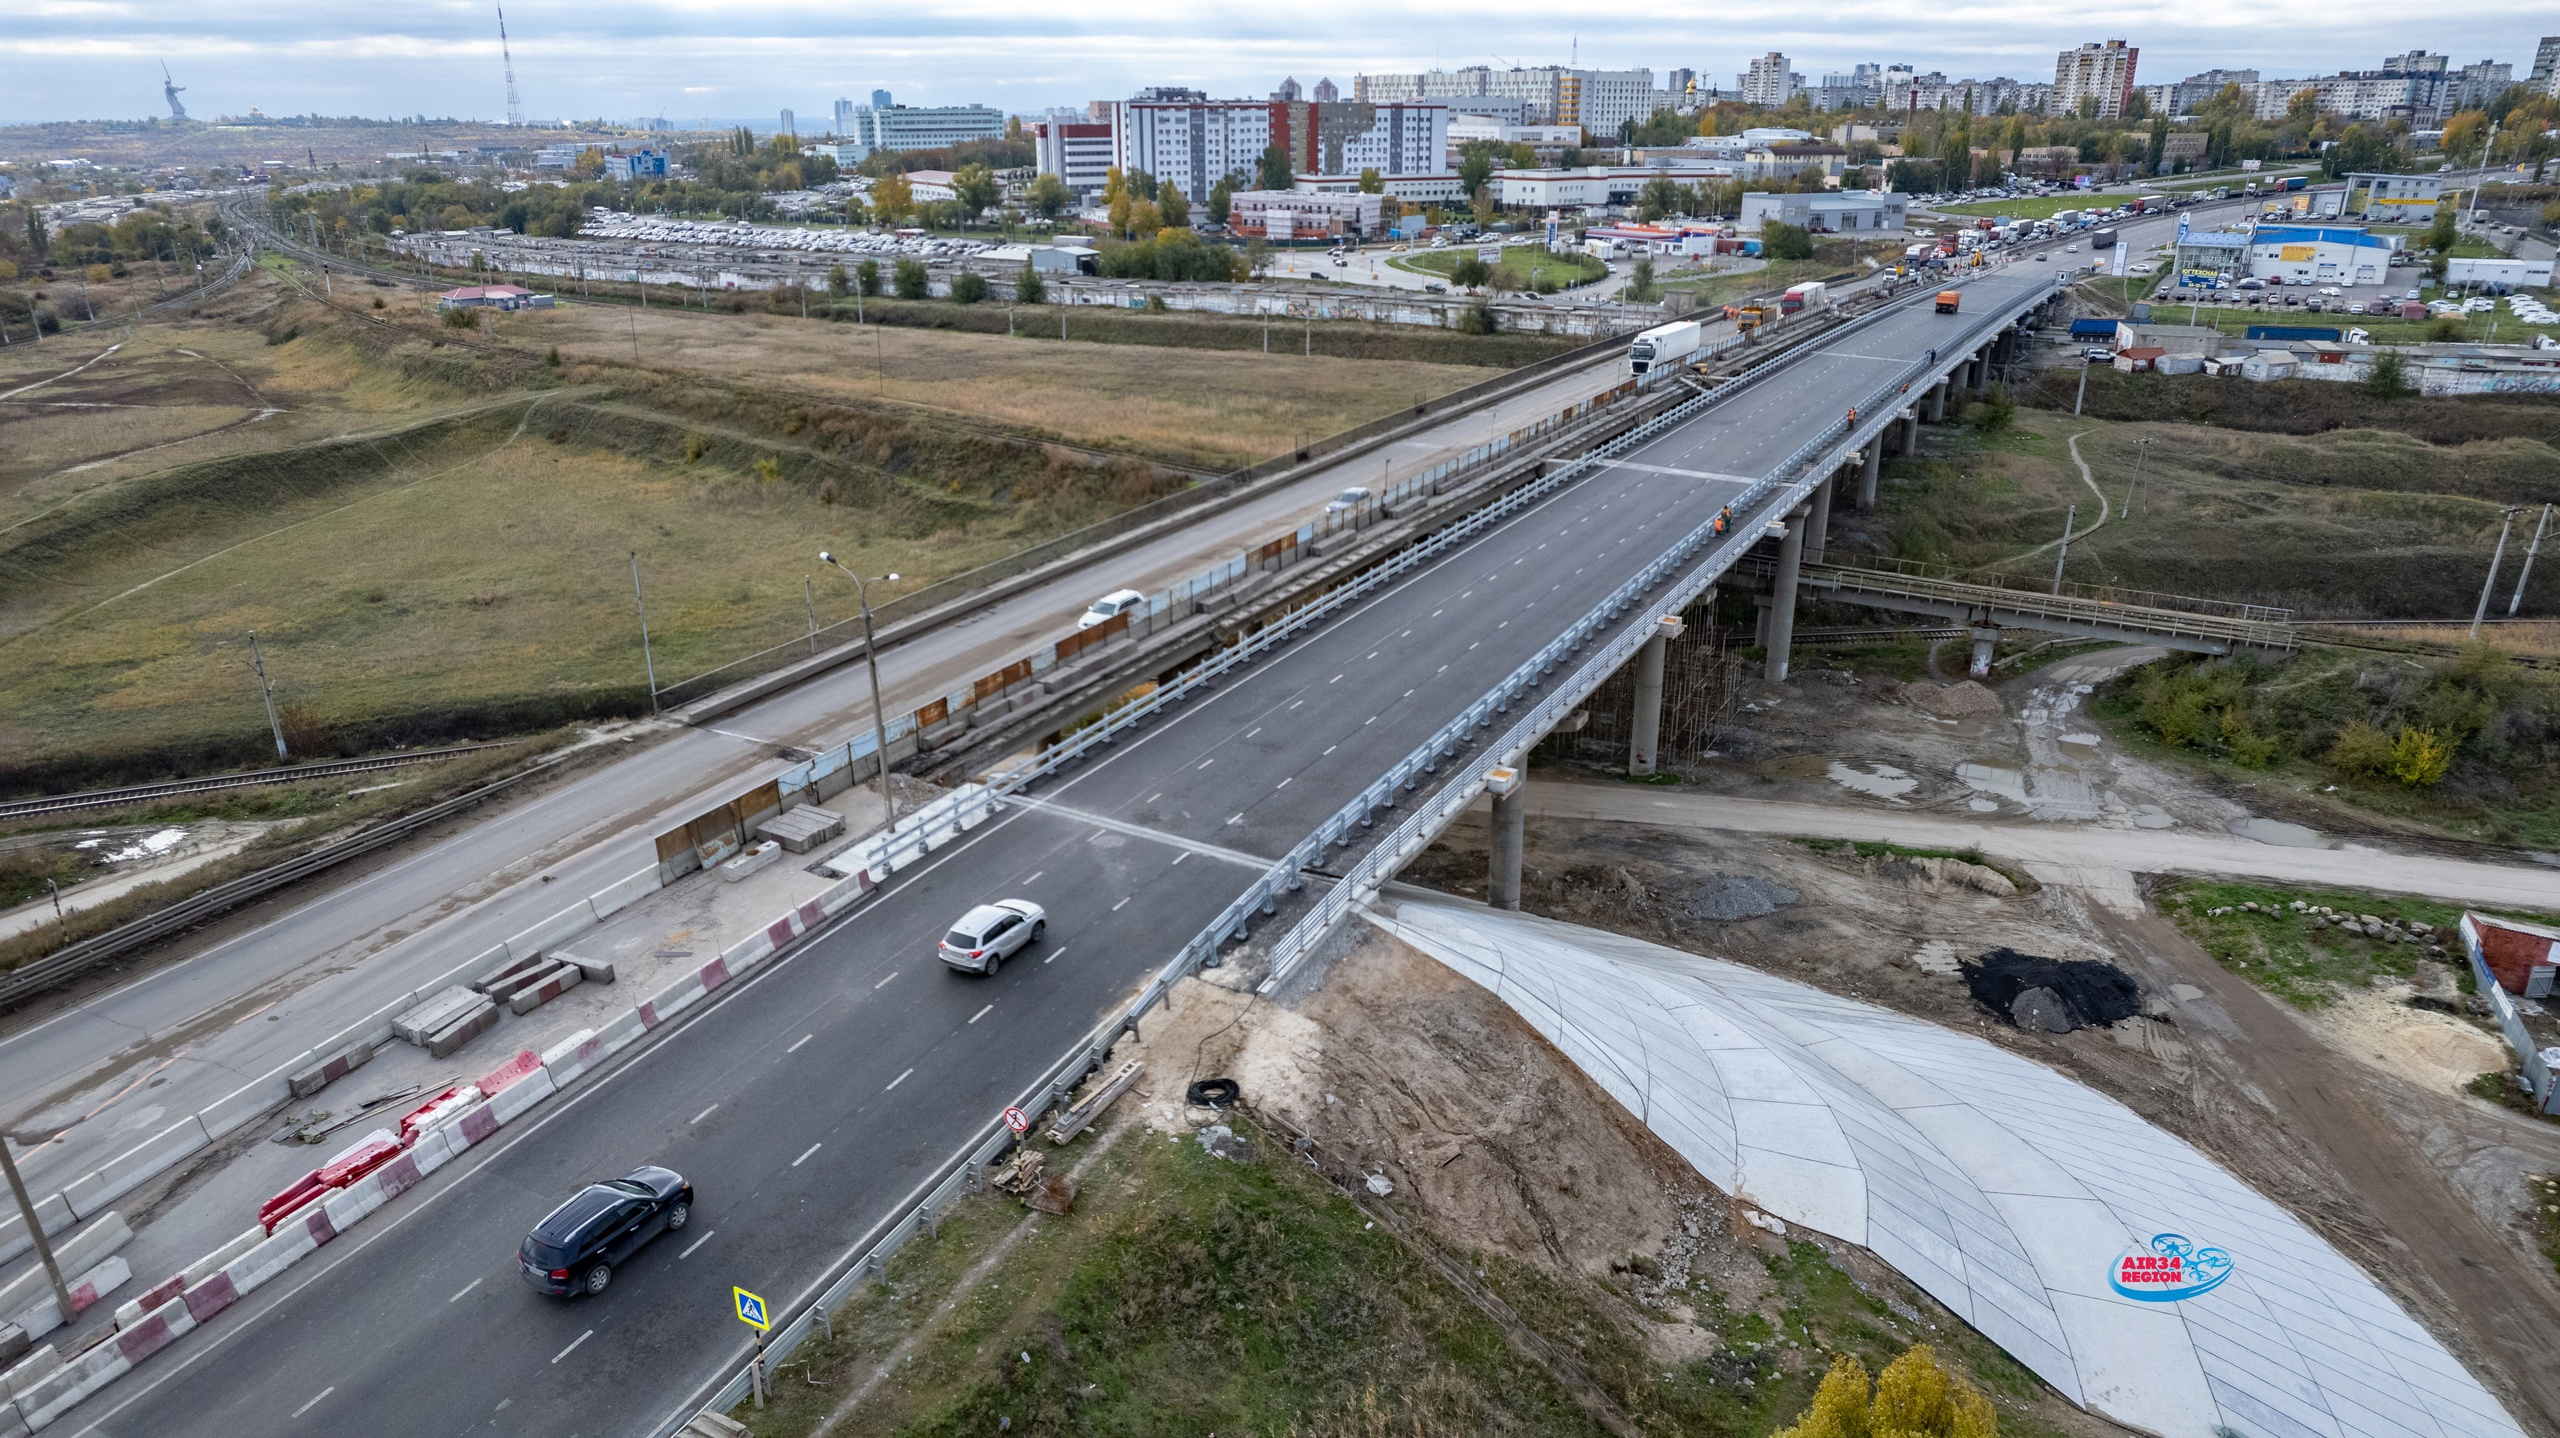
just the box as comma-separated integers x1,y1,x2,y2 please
1955,762,2029,805
75,827,189,864
2229,817,2328,848
1827,761,1917,802
2129,805,2177,830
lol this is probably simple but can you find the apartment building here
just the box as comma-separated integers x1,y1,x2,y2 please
1742,53,1802,108
834,94,1004,160
2050,41,2139,118
1029,112,1115,196
1114,95,1271,201
1271,101,1449,180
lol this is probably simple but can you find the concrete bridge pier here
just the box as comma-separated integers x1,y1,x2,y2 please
1627,614,1683,775
1925,378,1949,423
1765,505,1809,683
1804,472,1834,566
1901,407,1921,455
1856,442,1881,509
1487,765,1525,910
1968,348,1989,393
1969,624,2000,677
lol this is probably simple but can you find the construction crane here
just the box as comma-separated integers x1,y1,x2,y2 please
161,62,187,121
497,4,525,127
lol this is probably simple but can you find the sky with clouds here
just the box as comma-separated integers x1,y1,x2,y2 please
8,0,2554,126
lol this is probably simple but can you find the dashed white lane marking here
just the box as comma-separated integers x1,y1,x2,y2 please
680,1229,717,1259
551,1331,593,1364
875,970,899,988
787,1034,814,1054
448,1278,481,1303
793,1143,822,1167
1112,896,1131,910
886,1068,913,1090
968,1004,994,1024
293,1387,335,1417
1045,946,1066,964
691,1104,718,1124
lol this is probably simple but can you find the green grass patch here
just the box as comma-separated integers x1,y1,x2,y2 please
1390,245,1609,291
2157,879,2474,1009
1796,837,1989,866
730,1111,2079,1438
2533,1176,2560,1273
1650,258,1846,309
735,1117,1608,1438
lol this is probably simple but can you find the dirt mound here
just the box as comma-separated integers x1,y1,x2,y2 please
1686,874,1801,921
1904,681,2004,719
1961,947,2142,1033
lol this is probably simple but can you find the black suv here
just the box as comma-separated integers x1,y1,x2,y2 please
519,1166,693,1297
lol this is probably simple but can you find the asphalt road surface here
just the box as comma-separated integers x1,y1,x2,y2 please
70,268,2057,1438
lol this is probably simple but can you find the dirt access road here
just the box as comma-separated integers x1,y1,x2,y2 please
1517,777,2560,1433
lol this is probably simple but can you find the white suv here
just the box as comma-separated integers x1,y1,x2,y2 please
938,900,1046,974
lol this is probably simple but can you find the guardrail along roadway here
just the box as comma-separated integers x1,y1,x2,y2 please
71,268,2062,1438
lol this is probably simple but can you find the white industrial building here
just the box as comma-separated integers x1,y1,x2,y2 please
2247,225,2397,286
2347,171,2444,220
1738,190,1909,232
832,95,1004,160
1225,189,1384,240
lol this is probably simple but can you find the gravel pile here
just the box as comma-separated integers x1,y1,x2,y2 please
1686,875,1802,921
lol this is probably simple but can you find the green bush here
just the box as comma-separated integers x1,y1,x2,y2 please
1967,386,2015,432
949,269,988,304
440,305,477,329
856,258,880,296
1014,263,1045,305
1094,230,1238,282
1763,222,1817,261
1456,299,1500,335
892,257,929,300
2128,657,2278,766
2366,349,2408,395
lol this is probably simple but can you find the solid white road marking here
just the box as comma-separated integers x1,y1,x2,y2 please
886,1068,913,1090
448,1278,481,1303
552,1330,593,1364
680,1229,717,1259
969,1004,994,1024
1112,896,1130,910
787,1034,813,1053
874,971,898,989
691,1104,719,1124
1045,946,1065,964
292,1387,334,1417
793,1143,822,1167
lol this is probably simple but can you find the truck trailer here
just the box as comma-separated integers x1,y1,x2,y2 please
1626,319,1705,376
1779,281,1828,315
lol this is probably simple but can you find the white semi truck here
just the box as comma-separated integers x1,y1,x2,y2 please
1626,319,1704,377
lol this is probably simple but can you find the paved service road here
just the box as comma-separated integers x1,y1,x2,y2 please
1514,786,2560,912
74,269,2061,1438
0,336,1632,1196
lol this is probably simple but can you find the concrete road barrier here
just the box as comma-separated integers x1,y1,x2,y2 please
193,1069,291,1143
501,900,597,964
14,1269,188,1431
506,962,582,1015
62,1119,209,1221
586,867,660,921
472,950,548,996
637,971,706,1031
0,1194,75,1270
0,1217,129,1337
8,1255,128,1345
489,1068,554,1124
425,997,501,1058
288,1039,378,1099
539,1028,604,1087
394,985,484,1045
474,1049,544,1097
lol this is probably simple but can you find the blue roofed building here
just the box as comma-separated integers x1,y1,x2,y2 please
2172,228,2250,288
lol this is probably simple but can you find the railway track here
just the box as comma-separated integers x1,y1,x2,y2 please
0,742,512,821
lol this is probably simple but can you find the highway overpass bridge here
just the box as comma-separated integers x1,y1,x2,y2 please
57,258,2075,1438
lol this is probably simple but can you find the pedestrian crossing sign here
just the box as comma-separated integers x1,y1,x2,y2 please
733,1286,770,1331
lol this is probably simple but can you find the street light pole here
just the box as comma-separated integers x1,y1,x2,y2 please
2473,507,2519,639
0,1135,75,1327
2121,436,2152,518
819,554,901,835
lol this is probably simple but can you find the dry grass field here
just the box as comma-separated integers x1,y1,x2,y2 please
0,267,1521,786
521,302,1491,470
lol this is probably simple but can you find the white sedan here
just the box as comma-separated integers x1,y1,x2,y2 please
938,900,1046,974
1077,589,1147,630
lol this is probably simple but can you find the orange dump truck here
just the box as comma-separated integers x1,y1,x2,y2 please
1934,289,1962,314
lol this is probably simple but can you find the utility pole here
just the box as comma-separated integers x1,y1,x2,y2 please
2472,508,2518,638
1,1134,76,1327
803,575,820,656
2120,436,2151,517
2074,355,2092,415
248,630,289,761
631,551,659,711
818,554,901,836
2050,504,2076,593
2508,504,2552,618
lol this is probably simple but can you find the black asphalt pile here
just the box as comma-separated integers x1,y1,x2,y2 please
1961,947,2143,1034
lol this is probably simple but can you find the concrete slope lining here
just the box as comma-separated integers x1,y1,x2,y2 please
1368,897,2525,1438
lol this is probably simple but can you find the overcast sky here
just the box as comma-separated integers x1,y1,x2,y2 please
8,0,2553,127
